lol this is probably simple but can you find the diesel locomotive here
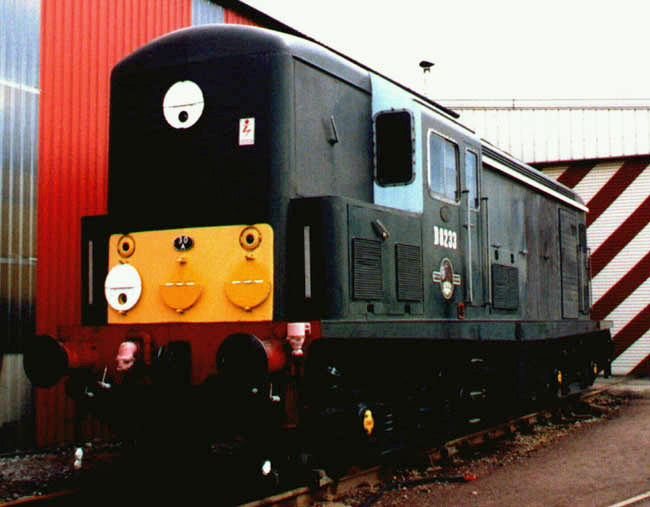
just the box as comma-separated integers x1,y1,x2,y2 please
25,24,613,475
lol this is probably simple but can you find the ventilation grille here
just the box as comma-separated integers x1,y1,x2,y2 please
492,264,519,310
352,238,383,300
396,244,423,301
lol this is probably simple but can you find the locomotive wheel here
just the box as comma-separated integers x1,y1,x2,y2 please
305,342,399,476
212,333,280,477
304,345,354,476
581,359,598,389
550,368,564,398
306,341,453,476
216,333,269,397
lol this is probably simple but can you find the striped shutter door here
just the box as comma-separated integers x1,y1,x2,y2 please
543,158,650,375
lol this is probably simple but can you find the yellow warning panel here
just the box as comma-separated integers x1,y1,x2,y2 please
224,260,272,311
106,224,273,323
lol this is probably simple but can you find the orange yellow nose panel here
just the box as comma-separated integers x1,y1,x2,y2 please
160,282,203,313
106,224,273,323
224,261,272,311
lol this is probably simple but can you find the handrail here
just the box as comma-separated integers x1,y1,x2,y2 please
463,189,473,305
481,196,492,306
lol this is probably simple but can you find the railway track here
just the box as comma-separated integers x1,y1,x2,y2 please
3,378,628,507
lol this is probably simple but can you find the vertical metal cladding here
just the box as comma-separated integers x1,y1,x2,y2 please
225,8,259,26
0,0,40,354
0,0,40,450
192,0,224,25
0,355,34,451
444,101,650,165
36,0,191,446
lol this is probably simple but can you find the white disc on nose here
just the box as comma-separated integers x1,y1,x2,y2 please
105,263,142,312
163,80,204,129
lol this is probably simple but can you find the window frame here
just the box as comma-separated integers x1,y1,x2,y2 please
426,128,460,205
373,109,416,187
465,148,480,211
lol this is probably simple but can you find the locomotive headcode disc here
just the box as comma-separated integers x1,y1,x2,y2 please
163,80,204,129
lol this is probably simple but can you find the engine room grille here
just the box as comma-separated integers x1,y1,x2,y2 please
352,238,384,300
396,243,423,301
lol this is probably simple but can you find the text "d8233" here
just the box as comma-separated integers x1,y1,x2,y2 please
434,226,457,250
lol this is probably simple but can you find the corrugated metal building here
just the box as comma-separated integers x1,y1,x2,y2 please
1,0,40,451
443,99,650,376
445,99,650,164
0,0,297,450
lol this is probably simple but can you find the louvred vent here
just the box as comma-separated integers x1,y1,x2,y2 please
352,239,383,300
396,244,423,301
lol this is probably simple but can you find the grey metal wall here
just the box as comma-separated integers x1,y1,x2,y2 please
441,99,650,164
0,0,40,450
0,0,40,354
0,354,33,450
192,0,224,25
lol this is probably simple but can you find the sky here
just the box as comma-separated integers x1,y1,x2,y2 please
242,0,650,102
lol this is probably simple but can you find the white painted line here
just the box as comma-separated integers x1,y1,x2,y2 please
608,490,650,507
483,155,589,212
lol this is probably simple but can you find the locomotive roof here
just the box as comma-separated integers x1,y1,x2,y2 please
114,24,362,82
481,142,587,210
112,24,459,120
113,24,585,212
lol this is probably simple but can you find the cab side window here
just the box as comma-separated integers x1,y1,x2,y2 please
465,150,479,209
428,131,459,202
374,110,415,186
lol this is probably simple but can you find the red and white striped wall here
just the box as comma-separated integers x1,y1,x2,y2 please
543,157,650,375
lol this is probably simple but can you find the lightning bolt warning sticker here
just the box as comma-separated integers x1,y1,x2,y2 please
239,118,255,146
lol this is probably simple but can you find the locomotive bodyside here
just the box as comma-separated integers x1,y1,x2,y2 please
25,24,612,473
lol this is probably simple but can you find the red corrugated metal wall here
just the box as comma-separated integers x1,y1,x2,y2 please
35,1,263,447
225,8,259,26
36,0,191,446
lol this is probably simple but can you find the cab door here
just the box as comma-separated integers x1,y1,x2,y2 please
423,123,484,318
425,128,463,318
461,148,484,308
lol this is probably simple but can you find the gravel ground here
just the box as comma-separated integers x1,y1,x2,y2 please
0,390,635,505
0,441,123,504
318,390,637,507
